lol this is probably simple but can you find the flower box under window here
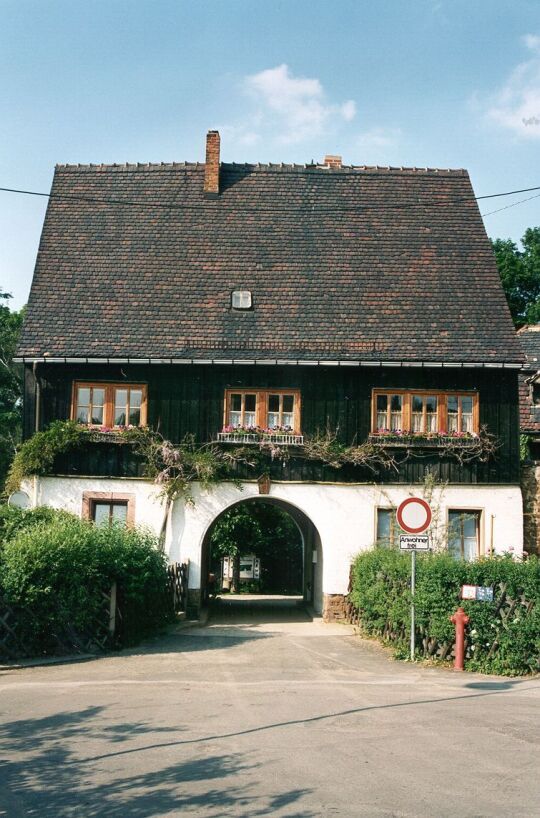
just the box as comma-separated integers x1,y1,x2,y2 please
217,432,261,444
217,430,304,446
262,433,304,445
368,432,478,448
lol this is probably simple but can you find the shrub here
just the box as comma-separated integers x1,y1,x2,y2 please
0,504,76,546
349,549,540,676
0,515,173,654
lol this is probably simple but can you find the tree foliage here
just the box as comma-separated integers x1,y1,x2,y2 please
209,501,303,593
492,226,540,326
0,291,24,493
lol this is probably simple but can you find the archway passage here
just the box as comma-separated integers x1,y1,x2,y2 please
199,497,323,621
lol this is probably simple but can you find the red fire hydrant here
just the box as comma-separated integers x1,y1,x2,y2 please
450,607,470,671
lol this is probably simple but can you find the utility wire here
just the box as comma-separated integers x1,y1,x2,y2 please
480,191,540,217
0,182,539,215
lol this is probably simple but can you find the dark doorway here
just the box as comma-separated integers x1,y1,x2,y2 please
199,497,323,618
209,500,303,595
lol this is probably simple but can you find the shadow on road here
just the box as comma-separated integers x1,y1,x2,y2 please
71,682,539,767
464,679,528,691
208,594,312,626
0,706,315,817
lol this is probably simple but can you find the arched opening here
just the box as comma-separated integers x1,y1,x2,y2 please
199,497,323,620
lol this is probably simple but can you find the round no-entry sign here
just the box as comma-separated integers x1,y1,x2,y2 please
396,497,432,534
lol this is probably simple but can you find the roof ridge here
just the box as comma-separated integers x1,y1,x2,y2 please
54,161,468,175
55,161,204,171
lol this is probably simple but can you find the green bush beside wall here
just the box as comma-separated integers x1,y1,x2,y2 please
349,549,540,676
0,512,173,654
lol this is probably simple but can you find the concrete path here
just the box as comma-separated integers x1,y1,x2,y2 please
0,597,538,817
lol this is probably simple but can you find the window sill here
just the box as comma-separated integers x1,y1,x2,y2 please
216,432,304,446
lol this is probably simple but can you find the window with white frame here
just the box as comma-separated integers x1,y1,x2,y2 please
448,510,481,561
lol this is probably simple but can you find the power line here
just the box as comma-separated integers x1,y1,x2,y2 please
480,192,540,217
0,182,539,215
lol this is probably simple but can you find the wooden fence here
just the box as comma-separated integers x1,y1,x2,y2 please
0,560,190,663
167,560,190,615
344,580,536,663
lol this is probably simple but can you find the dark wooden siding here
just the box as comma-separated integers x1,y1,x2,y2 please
26,362,520,485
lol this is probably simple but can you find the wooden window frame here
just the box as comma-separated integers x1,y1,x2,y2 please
82,492,136,527
371,389,479,434
224,388,301,432
71,382,148,428
373,391,407,432
411,393,439,434
447,508,483,559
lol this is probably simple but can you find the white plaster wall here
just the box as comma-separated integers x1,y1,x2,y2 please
25,477,524,604
23,476,167,537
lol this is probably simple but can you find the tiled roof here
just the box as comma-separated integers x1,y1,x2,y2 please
518,326,540,431
18,161,523,363
517,325,540,369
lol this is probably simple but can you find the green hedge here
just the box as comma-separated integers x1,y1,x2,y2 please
0,504,75,545
349,549,540,676
0,513,173,654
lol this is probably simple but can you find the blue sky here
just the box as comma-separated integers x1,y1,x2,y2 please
1,0,539,308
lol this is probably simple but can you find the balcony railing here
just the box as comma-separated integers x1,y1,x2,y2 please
216,432,304,446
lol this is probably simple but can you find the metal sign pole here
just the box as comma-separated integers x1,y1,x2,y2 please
410,550,416,661
395,497,432,664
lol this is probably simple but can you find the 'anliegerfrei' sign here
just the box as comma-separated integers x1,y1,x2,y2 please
399,534,430,551
397,497,432,535
396,497,433,661
397,497,432,551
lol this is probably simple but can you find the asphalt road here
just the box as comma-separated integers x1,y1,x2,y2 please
0,596,538,818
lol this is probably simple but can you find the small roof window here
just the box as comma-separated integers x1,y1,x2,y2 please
231,290,252,310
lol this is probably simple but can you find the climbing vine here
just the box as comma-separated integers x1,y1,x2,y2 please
520,433,531,462
6,421,500,503
5,421,87,495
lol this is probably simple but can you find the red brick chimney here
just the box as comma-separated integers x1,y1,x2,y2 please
204,130,220,196
324,155,342,168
